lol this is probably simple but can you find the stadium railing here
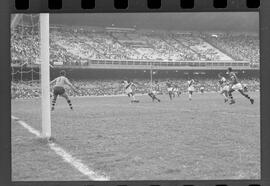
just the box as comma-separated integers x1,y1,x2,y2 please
12,59,258,70
53,59,253,70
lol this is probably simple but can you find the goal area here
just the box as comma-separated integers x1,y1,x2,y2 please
11,14,51,138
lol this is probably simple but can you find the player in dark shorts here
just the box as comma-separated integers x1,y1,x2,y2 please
200,86,205,94
227,67,254,105
148,80,161,102
50,70,78,111
166,80,174,100
187,79,195,101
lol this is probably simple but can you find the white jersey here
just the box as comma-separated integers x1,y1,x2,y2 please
54,76,71,87
123,81,134,94
221,77,226,83
219,77,229,92
188,80,195,92
150,84,157,94
219,77,227,87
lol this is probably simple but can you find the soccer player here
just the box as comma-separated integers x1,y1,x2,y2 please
187,79,195,101
11,82,16,99
200,86,205,94
218,73,229,103
243,84,248,92
122,80,139,103
148,81,161,102
227,67,254,105
166,80,174,100
173,85,181,97
50,70,78,111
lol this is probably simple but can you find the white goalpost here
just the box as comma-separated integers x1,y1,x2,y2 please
11,13,52,138
40,14,51,139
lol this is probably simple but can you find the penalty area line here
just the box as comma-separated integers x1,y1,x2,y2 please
11,115,109,181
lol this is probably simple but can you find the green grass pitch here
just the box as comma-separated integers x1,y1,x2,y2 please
11,92,260,181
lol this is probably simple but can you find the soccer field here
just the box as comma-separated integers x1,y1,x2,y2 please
11,92,260,181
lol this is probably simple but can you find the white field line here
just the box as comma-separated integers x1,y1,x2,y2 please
11,115,109,181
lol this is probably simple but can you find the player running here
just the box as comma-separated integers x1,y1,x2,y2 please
122,80,139,103
200,86,205,94
218,73,229,103
148,80,161,102
187,79,195,101
243,84,248,92
50,70,78,111
227,67,254,105
166,80,174,100
172,85,181,97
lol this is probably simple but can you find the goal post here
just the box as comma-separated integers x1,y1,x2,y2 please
40,14,51,138
11,13,52,139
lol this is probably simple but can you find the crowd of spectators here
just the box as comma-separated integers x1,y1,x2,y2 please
11,25,259,66
11,26,40,65
11,81,40,99
204,33,259,64
11,78,260,99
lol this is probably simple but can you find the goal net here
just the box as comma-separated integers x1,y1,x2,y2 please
11,14,51,138
11,14,41,98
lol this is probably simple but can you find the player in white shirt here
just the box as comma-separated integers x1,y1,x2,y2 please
50,70,78,111
173,86,181,97
187,79,195,100
218,73,229,103
200,86,205,94
122,80,139,103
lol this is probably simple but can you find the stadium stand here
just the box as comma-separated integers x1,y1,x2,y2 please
11,26,40,65
11,25,259,66
203,33,259,64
